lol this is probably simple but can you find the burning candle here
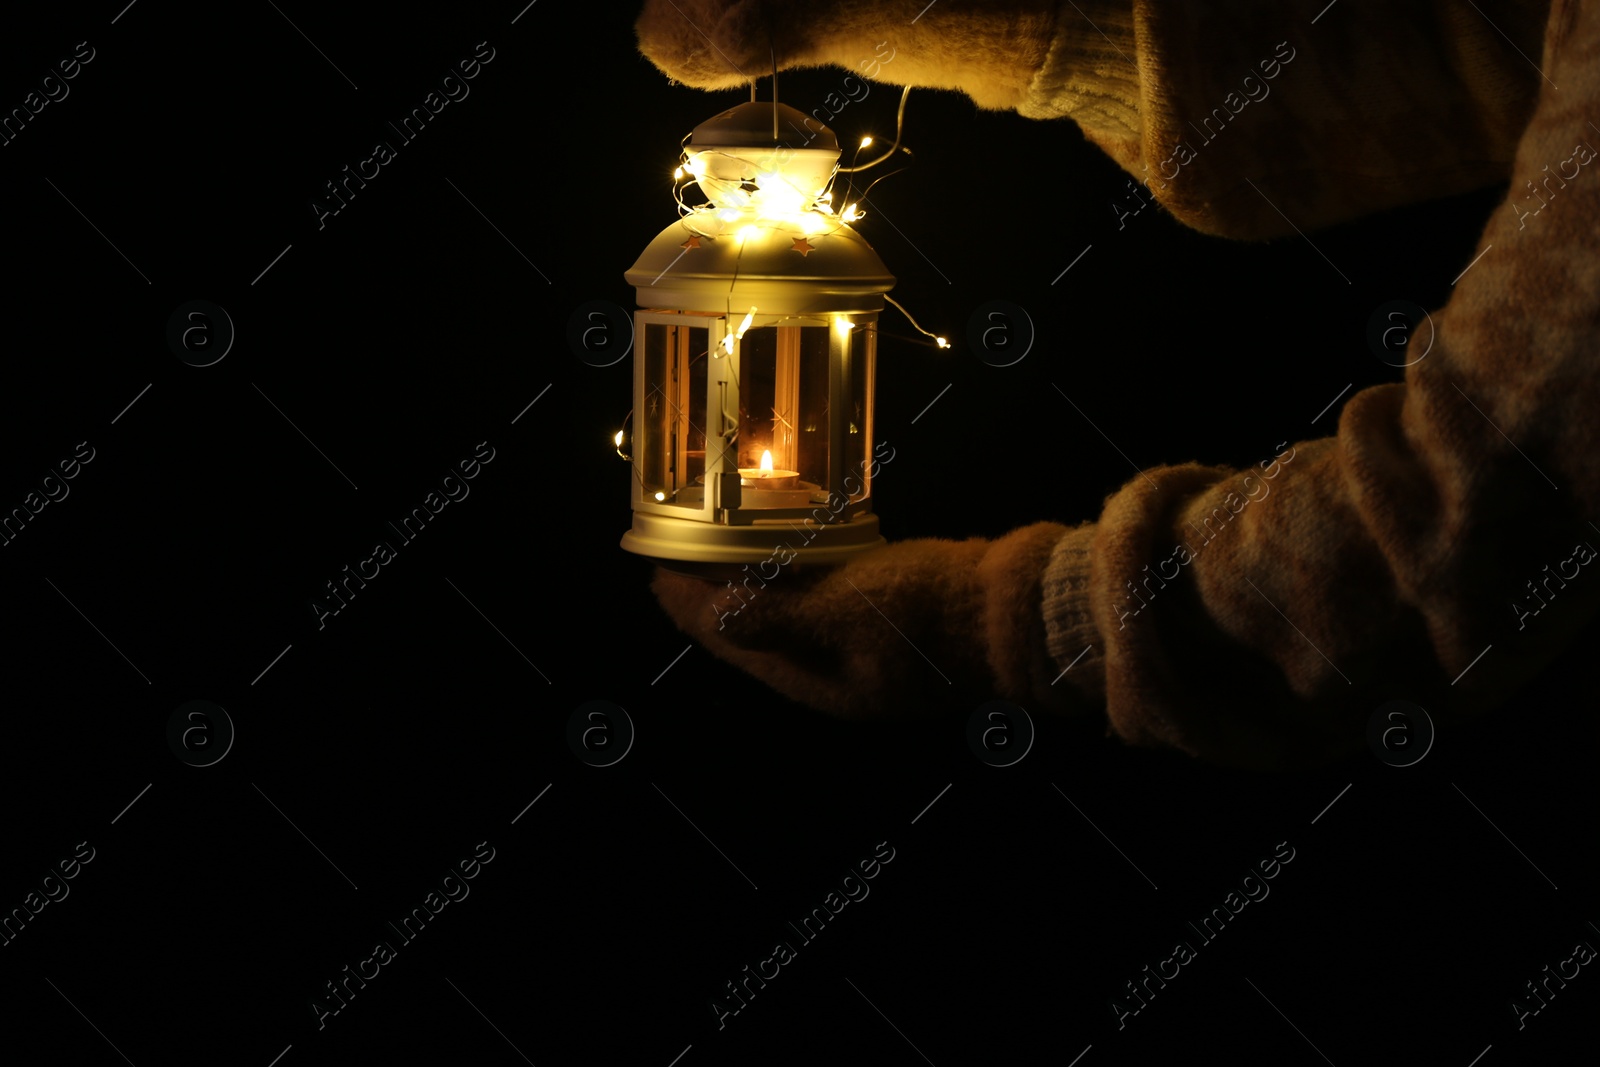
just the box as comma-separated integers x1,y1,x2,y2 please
739,449,799,489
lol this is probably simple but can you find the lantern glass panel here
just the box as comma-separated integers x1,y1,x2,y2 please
846,324,876,502
736,324,831,490
640,320,710,508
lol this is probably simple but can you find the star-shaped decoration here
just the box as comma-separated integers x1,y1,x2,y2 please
680,234,702,249
790,237,814,256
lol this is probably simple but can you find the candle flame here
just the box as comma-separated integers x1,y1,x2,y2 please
760,450,773,472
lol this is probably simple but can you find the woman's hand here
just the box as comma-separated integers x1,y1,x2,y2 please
634,0,813,91
634,0,1062,110
650,523,1085,718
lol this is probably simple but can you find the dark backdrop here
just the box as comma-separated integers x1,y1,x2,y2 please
0,3,1594,1065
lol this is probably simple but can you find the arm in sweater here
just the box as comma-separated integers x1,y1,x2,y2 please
640,0,1600,767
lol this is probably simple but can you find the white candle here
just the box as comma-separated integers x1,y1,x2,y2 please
739,449,799,488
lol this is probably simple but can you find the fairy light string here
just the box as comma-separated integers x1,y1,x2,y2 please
663,84,947,351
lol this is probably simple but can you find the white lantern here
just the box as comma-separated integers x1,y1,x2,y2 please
619,101,895,565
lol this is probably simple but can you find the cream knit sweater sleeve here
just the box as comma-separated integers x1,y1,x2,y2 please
1019,0,1548,236
1036,0,1600,766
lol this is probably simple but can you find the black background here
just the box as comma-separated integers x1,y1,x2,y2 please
0,2,1595,1064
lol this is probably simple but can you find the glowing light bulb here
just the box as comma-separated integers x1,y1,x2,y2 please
736,224,761,244
718,208,741,223
760,450,774,472
752,171,808,213
936,336,950,349
673,166,684,180
841,203,861,223
613,430,624,446
860,136,874,148
721,306,755,354
654,491,666,501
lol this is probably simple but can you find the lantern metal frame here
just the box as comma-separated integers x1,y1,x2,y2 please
620,308,886,564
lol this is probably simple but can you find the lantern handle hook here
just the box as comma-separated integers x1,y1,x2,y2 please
770,43,780,139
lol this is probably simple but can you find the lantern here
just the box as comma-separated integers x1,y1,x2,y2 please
618,100,896,566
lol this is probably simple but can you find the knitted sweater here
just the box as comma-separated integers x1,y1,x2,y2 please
637,0,1600,768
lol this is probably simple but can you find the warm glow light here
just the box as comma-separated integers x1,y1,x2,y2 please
760,450,774,472
835,317,855,333
673,166,684,180
679,150,850,236
685,143,837,219
936,336,950,349
613,430,624,447
723,306,757,354
860,136,873,148
752,171,808,213
841,203,861,223
654,491,666,501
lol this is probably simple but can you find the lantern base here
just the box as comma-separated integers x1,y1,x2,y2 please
621,511,885,566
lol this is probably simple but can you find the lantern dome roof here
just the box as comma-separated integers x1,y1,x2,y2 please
626,218,895,315
688,101,839,153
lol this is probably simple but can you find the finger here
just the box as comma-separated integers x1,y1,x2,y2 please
636,0,783,90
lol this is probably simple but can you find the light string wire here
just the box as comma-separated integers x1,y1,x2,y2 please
658,81,944,349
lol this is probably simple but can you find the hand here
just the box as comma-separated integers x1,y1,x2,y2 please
634,0,1060,110
650,522,1083,717
634,0,832,91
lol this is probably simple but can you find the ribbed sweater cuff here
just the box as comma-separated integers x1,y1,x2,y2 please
1019,0,1140,137
1041,521,1105,703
